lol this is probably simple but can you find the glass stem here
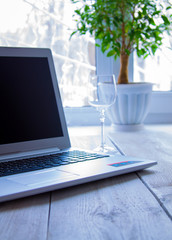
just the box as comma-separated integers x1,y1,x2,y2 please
100,109,105,151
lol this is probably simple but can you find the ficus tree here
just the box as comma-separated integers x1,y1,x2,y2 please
71,0,172,84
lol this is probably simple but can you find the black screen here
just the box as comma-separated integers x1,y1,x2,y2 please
0,56,63,144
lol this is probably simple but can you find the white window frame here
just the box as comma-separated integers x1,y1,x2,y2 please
65,46,172,126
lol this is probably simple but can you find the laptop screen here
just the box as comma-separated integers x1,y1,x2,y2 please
0,56,63,145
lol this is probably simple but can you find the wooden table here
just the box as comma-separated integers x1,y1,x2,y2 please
0,125,172,240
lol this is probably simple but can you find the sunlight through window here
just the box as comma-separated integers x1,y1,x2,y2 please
0,0,96,106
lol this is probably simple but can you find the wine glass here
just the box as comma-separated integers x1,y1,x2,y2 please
88,74,117,154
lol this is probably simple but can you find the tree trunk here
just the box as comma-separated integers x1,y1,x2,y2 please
118,53,129,84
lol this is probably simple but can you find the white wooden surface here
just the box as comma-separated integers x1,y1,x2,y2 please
0,125,172,240
108,125,172,217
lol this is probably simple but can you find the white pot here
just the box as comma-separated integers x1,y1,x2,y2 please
107,83,153,130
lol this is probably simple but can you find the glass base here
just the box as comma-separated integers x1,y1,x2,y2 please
94,144,119,155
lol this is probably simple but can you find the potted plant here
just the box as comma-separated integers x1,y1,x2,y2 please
71,0,172,129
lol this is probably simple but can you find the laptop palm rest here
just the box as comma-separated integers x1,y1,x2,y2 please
7,169,79,188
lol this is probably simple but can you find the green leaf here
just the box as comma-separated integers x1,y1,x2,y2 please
152,10,161,16
75,9,80,15
166,6,171,11
148,18,155,26
95,43,100,47
69,31,77,40
161,15,170,25
151,44,158,55
114,54,119,61
107,50,115,57
84,5,90,12
125,49,131,55
143,53,149,59
136,48,147,57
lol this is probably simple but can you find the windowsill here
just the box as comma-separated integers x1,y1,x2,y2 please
64,102,172,126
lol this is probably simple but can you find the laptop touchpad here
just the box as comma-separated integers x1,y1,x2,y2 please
7,169,79,187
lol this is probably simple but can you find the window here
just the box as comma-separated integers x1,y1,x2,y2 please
0,0,171,125
133,33,172,124
134,34,172,92
0,0,96,108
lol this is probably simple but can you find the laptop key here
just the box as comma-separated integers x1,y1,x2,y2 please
0,150,108,177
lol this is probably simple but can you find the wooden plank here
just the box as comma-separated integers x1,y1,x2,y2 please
47,127,172,240
108,124,172,218
48,174,172,240
0,193,50,240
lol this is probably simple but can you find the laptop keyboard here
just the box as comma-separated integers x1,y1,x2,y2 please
0,150,108,177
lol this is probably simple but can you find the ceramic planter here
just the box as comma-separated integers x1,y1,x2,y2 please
107,82,153,130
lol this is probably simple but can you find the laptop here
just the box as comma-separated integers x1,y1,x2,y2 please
0,47,157,203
